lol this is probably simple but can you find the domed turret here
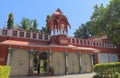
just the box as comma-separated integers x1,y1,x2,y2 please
48,8,71,35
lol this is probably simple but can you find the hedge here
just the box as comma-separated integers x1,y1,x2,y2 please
0,66,10,78
93,62,120,78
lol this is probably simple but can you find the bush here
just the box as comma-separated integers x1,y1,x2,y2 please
93,74,100,78
93,62,120,78
0,66,10,78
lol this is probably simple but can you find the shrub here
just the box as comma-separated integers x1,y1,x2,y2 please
0,66,10,78
93,62,120,78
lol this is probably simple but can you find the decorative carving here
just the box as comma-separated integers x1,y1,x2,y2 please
50,34,69,45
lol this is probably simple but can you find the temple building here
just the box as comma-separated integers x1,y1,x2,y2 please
0,9,119,76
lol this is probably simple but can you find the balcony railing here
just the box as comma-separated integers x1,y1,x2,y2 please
0,29,50,41
70,37,116,49
0,29,117,49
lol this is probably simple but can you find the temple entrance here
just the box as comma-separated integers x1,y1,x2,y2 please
33,52,48,76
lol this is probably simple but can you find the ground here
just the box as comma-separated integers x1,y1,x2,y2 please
10,73,95,78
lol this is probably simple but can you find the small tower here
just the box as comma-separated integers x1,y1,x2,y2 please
48,8,71,45
48,8,71,35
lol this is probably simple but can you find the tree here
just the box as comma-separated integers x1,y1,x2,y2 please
74,21,93,39
90,4,106,36
20,18,33,31
45,15,51,34
33,19,38,32
40,15,51,34
105,0,120,45
91,0,120,45
7,12,14,29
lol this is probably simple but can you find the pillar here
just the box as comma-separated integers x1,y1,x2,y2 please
29,49,34,76
42,33,45,40
7,45,12,66
30,32,33,39
108,53,110,63
36,33,39,40
90,53,94,66
24,32,26,38
7,30,12,36
48,35,51,41
0,29,2,35
17,30,20,37
49,51,52,68
65,52,68,75
49,49,53,75
79,52,82,73
82,40,84,45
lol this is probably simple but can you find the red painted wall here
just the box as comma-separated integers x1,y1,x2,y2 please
0,45,8,65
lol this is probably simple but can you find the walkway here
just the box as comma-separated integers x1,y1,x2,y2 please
10,73,95,78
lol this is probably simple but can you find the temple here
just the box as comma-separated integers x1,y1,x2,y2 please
0,9,120,76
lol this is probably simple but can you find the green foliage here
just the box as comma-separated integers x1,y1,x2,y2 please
33,19,38,32
74,21,94,39
7,12,14,29
20,18,39,32
20,18,33,31
91,0,120,45
0,66,11,78
40,15,51,34
90,4,106,36
75,0,120,45
94,62,120,78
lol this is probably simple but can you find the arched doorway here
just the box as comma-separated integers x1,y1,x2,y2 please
33,52,48,75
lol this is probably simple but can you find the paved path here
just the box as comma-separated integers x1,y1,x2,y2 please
10,73,95,78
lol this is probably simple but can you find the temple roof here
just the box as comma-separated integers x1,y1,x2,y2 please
0,40,100,53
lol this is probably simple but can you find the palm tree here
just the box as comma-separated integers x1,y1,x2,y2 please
20,18,32,31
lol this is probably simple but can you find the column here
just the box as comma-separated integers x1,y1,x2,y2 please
29,49,34,76
70,38,72,44
30,32,33,39
79,52,82,73
17,30,20,37
100,42,102,47
42,33,45,40
0,29,2,35
36,33,39,40
82,40,84,45
74,38,76,44
48,35,50,41
7,30,12,36
49,51,52,68
90,54,94,66
65,52,68,75
91,41,93,46
7,45,12,66
49,49,53,75
24,32,26,38
108,53,110,63
85,40,88,45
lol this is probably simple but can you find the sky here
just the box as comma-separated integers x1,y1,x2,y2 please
0,0,110,37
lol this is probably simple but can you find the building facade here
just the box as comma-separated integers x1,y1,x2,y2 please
0,28,119,76
0,9,119,76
